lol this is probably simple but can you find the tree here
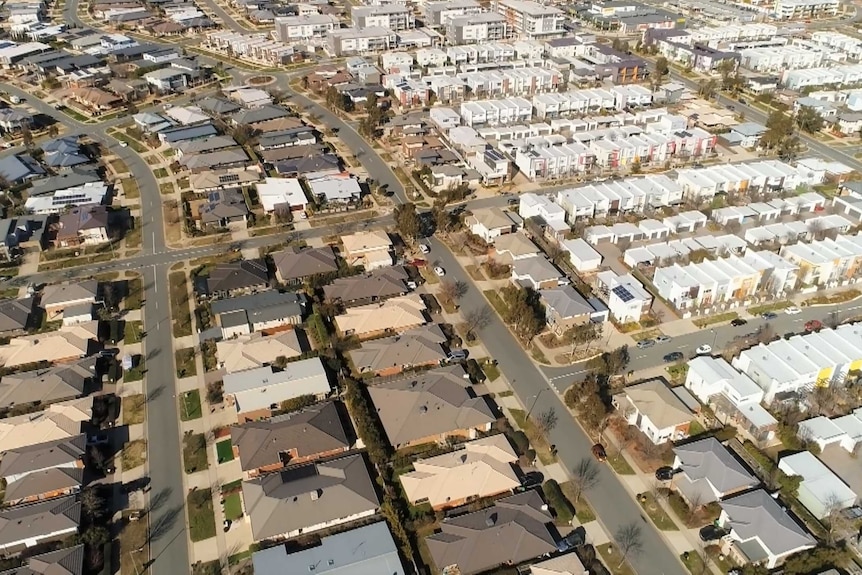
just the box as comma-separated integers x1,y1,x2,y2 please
655,56,669,79
796,106,825,134
464,305,493,335
394,202,420,241
80,487,105,519
20,126,32,149
697,79,718,100
81,525,110,548
47,124,59,138
533,407,558,436
614,522,643,568
761,110,795,151
570,457,600,502
439,279,468,305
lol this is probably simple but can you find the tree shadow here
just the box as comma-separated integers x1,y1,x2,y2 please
146,386,164,402
148,505,183,543
147,487,172,514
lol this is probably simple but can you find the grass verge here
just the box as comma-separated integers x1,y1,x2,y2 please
183,432,208,474
180,389,202,422
187,488,216,541
121,440,147,470
169,271,192,337
175,347,197,378
637,492,678,531
510,408,556,465
122,394,146,425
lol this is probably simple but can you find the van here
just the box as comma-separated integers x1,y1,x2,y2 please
447,349,467,361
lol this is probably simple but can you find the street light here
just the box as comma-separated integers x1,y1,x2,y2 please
711,329,718,349
526,388,549,420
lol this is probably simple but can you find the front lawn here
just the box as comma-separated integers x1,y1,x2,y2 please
223,492,243,521
216,440,234,463
637,492,678,531
180,389,202,422
597,543,636,575
510,408,555,465
187,488,216,542
183,432,208,474
175,347,197,378
122,394,146,425
122,440,147,470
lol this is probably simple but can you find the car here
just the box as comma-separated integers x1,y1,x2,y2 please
87,433,109,446
298,211,307,220
434,266,445,277
738,98,747,105
636,339,656,349
447,349,468,361
663,351,684,363
655,466,676,481
656,335,671,344
730,318,748,327
785,306,802,315
119,141,128,148
507,198,519,205
419,244,430,254
699,525,729,542
804,319,823,332
695,344,712,355
99,348,119,358
761,311,778,320
591,443,607,462
223,519,232,532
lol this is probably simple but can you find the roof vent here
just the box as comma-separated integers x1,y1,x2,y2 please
420,405,428,414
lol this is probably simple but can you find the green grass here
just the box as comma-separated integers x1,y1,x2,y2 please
180,390,202,421
510,408,556,465
187,488,216,541
666,364,689,384
576,499,597,523
122,394,146,425
183,432,208,474
124,320,142,344
221,479,242,494
125,276,143,310
175,347,197,378
479,359,501,381
607,453,635,475
117,131,148,153
681,550,707,575
159,183,175,195
169,271,192,337
153,168,168,178
748,301,792,315
692,312,738,328
689,419,706,436
483,289,508,317
228,550,252,566
123,356,145,382
216,440,234,463
223,492,243,521
638,492,678,531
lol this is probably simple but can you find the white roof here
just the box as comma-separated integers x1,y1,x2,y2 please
165,105,209,125
307,176,362,202
799,416,845,442
779,451,857,505
223,358,331,413
25,182,108,214
257,177,308,211
688,355,763,401
562,238,601,263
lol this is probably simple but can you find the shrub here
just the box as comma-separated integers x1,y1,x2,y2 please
543,479,574,524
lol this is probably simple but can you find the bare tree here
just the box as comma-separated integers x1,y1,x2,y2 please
533,407,558,436
614,522,644,568
571,457,600,502
464,305,492,335
686,491,704,525
439,279,468,306
823,492,849,545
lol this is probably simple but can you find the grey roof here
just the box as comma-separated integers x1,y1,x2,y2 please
262,143,326,164
720,489,815,558
349,324,447,373
0,358,96,409
198,189,249,224
180,148,249,170
230,401,350,471
0,434,85,479
231,105,291,126
0,496,81,548
160,123,218,143
0,298,33,333
212,291,307,327
0,544,84,575
274,154,341,176
242,453,379,541
513,257,563,283
673,437,758,495
540,285,595,319
272,246,339,282
28,168,100,197
258,127,315,150
0,155,44,183
40,281,98,307
205,259,269,294
196,97,241,116
323,266,408,304
175,135,238,155
5,467,83,503
252,521,404,575
731,122,766,137
426,491,557,575
367,365,496,448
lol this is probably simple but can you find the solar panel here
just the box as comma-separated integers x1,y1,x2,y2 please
612,285,634,303
219,173,240,184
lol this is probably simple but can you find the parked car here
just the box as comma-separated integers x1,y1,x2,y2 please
636,339,656,349
805,319,823,332
663,351,684,363
447,349,467,361
730,318,748,327
699,525,729,542
785,306,802,315
419,244,430,254
761,312,778,320
656,335,671,343
119,141,128,148
87,433,109,446
434,266,445,277
591,443,607,462
99,348,119,358
695,344,712,355
655,466,676,481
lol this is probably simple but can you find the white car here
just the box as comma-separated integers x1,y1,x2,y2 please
785,306,802,315
419,244,430,254
434,266,445,277
119,141,128,148
695,344,712,355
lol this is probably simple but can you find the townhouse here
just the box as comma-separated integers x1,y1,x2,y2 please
653,254,765,310
779,234,862,287
782,64,862,90
555,174,682,220
457,67,561,98
595,270,653,323
676,160,800,203
459,97,532,127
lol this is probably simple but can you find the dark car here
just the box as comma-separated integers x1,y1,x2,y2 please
730,318,748,327
699,525,729,542
663,351,684,363
591,443,607,462
655,466,676,481
761,312,778,320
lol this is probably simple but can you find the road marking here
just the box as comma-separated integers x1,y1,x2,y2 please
548,370,587,382
152,234,156,253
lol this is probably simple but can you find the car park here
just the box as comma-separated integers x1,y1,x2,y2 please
591,443,607,462
663,351,684,362
636,339,655,349
730,318,748,327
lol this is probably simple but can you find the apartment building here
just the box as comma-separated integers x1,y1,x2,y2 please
446,13,508,44
351,5,414,32
779,234,862,287
424,0,483,27
774,0,838,19
327,27,397,56
493,0,564,40
273,15,340,42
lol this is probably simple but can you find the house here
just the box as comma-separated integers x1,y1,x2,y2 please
251,522,404,575
341,230,393,271
493,232,540,264
203,259,270,298
0,435,84,505
349,324,448,376
728,122,766,148
400,435,520,510
335,294,427,340
512,257,566,290
797,411,862,453
230,401,351,477
718,489,816,568
778,451,857,519
672,437,759,504
211,291,308,338
307,176,364,206
540,285,607,335
272,246,339,285
191,169,260,193
426,491,558,575
0,154,45,183
0,546,83,575
193,188,250,229
562,238,602,272
60,304,92,327
0,297,34,334
613,379,693,444
69,87,121,113
0,323,97,368
216,331,308,374
530,554,589,575
324,267,410,306
0,496,81,553
0,215,52,261
53,206,111,247
256,177,310,214
0,397,91,453
242,453,379,542
224,358,332,422
0,357,96,409
41,281,98,319
467,207,520,243
40,136,89,168
366,365,496,449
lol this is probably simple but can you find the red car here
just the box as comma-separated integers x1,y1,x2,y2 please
804,319,823,332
